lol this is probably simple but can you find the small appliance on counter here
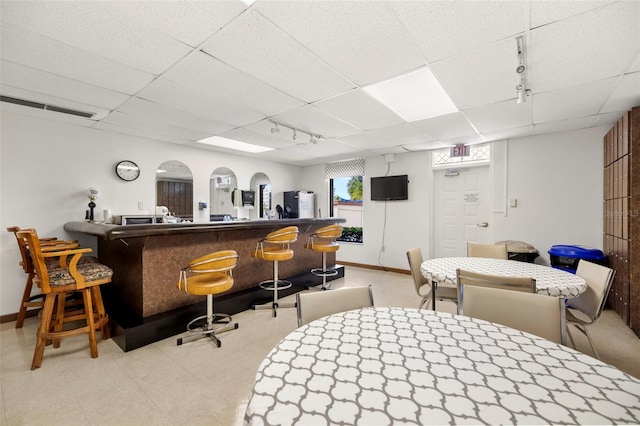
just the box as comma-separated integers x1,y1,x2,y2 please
283,191,315,218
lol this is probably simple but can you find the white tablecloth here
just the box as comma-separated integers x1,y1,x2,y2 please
244,307,640,425
421,257,587,298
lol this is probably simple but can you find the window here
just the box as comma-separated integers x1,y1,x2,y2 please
330,176,363,243
259,184,272,218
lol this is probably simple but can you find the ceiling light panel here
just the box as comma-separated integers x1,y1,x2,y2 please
389,1,528,63
162,52,304,118
272,105,360,138
1,60,130,110
221,127,299,150
197,136,273,153
529,1,639,93
118,98,235,135
314,89,404,130
432,38,517,110
202,10,354,103
104,1,247,48
1,1,191,75
254,1,425,86
1,23,155,95
364,67,458,122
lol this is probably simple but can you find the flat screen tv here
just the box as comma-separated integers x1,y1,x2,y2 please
370,174,409,201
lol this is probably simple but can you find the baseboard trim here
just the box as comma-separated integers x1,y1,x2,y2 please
0,309,38,324
338,260,409,275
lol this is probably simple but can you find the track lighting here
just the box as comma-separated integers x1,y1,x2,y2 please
515,35,529,104
268,120,323,144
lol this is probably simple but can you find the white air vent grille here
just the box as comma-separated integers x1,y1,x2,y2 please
0,95,95,118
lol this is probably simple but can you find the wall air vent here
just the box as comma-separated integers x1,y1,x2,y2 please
0,95,95,118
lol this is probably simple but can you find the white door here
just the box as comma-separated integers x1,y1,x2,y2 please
434,167,491,258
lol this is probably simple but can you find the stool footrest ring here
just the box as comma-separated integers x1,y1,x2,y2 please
186,313,232,332
259,280,292,291
311,268,339,278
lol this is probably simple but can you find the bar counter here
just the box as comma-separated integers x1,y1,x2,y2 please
65,218,345,350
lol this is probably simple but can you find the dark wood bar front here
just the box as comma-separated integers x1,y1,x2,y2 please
65,218,345,350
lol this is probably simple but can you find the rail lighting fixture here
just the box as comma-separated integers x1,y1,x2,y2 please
268,119,323,144
515,35,530,104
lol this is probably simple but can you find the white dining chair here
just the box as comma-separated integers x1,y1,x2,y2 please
456,268,536,315
407,248,457,310
566,259,616,359
467,242,508,259
463,285,562,343
295,286,374,327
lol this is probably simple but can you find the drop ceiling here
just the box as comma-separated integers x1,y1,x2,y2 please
1,0,638,166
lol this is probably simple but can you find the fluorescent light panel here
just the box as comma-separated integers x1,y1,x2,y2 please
364,67,458,122
197,136,273,153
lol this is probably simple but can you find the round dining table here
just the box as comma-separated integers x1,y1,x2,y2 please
244,307,640,425
421,257,588,344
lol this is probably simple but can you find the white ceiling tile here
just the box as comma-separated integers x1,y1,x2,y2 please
163,51,304,117
272,105,360,138
119,97,234,135
104,1,246,48
411,112,477,141
529,1,639,92
389,1,528,62
533,78,618,123
367,122,434,146
402,140,448,152
432,38,517,110
1,60,129,109
314,89,404,131
256,148,316,164
590,111,626,128
202,10,354,103
464,100,532,133
334,132,397,150
137,78,263,127
102,111,211,141
283,138,362,157
600,72,640,114
254,1,425,85
1,84,110,119
440,133,486,146
482,125,534,142
534,116,595,135
219,127,298,150
530,1,613,29
1,1,191,75
0,23,154,94
628,53,640,74
93,121,192,145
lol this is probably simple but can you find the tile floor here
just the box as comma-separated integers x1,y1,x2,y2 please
1,266,639,425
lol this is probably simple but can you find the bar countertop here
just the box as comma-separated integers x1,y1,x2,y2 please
64,217,346,240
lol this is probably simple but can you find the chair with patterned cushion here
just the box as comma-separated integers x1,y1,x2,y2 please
467,242,508,259
18,229,111,369
7,226,88,328
407,248,458,310
305,224,343,290
251,226,299,317
175,250,239,348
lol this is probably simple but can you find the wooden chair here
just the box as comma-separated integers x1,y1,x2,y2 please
566,260,616,359
467,242,508,259
18,229,111,369
251,226,299,317
7,226,85,328
305,224,343,290
296,286,374,327
456,268,536,315
407,248,457,310
175,250,239,348
462,285,562,343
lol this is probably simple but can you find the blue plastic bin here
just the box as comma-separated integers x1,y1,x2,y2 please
548,245,607,273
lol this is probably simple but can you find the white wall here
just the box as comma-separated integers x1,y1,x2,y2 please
0,112,301,316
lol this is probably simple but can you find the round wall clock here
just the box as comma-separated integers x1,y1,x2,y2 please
115,160,140,181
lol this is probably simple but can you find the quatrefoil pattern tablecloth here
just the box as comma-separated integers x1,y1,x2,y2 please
421,257,587,298
244,308,640,425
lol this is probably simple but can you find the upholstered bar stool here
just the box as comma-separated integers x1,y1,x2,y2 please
176,250,239,348
251,226,299,317
305,224,343,290
18,229,111,370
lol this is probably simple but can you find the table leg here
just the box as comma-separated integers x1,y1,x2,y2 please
560,298,567,345
432,280,437,311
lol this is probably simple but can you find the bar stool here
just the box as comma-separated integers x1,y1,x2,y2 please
176,250,239,348
305,224,343,290
18,229,111,370
251,226,299,317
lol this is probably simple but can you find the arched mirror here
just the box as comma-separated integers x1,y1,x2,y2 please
210,167,237,221
250,172,272,220
156,160,193,221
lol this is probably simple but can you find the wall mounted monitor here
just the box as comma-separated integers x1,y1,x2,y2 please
370,174,409,201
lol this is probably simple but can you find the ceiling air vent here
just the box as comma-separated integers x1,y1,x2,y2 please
0,95,95,118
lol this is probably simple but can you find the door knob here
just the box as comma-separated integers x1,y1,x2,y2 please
477,222,488,228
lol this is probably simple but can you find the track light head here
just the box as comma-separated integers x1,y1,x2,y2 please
292,129,297,140
517,89,527,104
270,122,280,134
